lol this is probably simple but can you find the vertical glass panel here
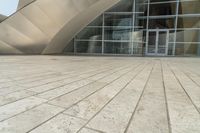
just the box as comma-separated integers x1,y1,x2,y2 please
184,43,199,56
157,31,167,54
179,1,200,14
106,0,133,12
177,17,200,28
175,29,200,55
135,4,148,13
148,17,176,29
175,43,200,56
134,18,146,30
76,41,102,53
132,31,144,42
64,0,200,57
132,42,144,55
198,43,200,56
150,0,175,2
168,43,174,55
134,3,147,29
148,31,157,54
104,27,133,41
76,27,102,40
136,0,147,4
149,2,177,16
135,2,147,30
104,13,133,27
175,43,184,56
168,30,175,43
176,29,200,42
88,15,103,26
64,40,74,53
132,31,144,55
104,41,132,54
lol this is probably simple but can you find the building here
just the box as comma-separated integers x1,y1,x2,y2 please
0,0,199,56
17,0,35,9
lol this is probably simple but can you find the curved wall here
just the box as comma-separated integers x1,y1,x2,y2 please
43,0,120,54
17,0,35,9
0,0,120,54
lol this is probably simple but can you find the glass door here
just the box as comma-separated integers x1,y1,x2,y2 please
147,30,169,56
147,31,157,54
157,31,169,55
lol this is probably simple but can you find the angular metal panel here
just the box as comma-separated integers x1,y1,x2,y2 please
17,0,35,9
0,23,45,53
0,40,23,54
0,0,120,54
20,4,60,38
5,12,49,45
0,23,34,47
35,0,76,27
72,0,95,11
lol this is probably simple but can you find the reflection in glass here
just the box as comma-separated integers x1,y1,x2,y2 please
104,14,133,27
76,41,102,53
148,2,177,29
64,0,200,57
107,0,133,12
76,27,102,40
158,31,167,54
133,42,144,55
175,43,200,56
176,30,200,42
149,2,177,16
168,31,175,43
88,16,103,26
168,43,174,55
104,27,133,41
63,40,74,53
150,0,174,2
104,41,132,54
179,1,200,14
148,18,175,29
177,17,200,28
148,32,156,54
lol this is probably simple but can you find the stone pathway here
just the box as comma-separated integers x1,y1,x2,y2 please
0,56,199,133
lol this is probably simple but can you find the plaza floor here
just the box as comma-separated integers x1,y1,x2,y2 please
0,56,199,133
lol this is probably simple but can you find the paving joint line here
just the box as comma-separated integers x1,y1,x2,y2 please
85,127,106,133
160,60,172,133
0,64,125,97
167,62,200,114
124,61,154,133
76,61,150,133
0,64,130,108
26,62,146,133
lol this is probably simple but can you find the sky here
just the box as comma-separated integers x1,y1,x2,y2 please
0,0,19,16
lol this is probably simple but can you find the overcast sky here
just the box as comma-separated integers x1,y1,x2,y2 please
0,0,19,16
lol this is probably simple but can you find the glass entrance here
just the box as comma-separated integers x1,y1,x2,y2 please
147,30,169,56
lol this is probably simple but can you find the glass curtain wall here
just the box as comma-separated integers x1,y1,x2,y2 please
176,0,200,56
64,0,200,56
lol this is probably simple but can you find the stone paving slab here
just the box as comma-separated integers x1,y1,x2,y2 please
0,56,199,133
